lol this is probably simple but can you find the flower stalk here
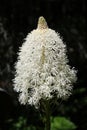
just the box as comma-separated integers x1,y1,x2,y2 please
44,100,51,130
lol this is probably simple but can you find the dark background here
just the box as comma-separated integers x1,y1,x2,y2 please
0,0,86,130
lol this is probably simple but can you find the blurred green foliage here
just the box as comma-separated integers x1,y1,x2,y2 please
9,117,36,130
51,117,76,130
9,116,76,130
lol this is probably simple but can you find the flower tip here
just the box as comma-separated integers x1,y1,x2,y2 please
37,16,48,29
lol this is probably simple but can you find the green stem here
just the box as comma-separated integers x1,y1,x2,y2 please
45,100,51,130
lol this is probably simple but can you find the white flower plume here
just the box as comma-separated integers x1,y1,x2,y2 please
13,16,77,107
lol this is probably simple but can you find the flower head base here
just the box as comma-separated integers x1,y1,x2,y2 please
13,16,77,107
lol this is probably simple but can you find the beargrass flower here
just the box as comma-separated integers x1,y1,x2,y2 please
13,16,77,107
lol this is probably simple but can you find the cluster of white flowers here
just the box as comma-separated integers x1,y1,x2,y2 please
13,17,77,107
